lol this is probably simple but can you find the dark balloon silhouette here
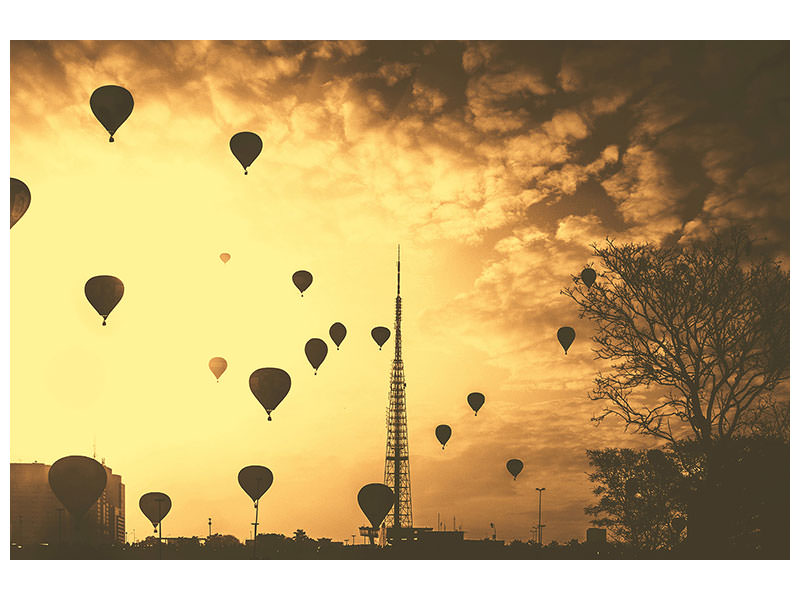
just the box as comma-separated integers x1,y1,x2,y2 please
371,326,391,350
249,367,291,421
209,357,227,382
10,177,30,228
557,326,576,354
435,424,452,449
220,253,231,264
48,456,107,519
139,492,172,532
329,322,347,350
506,459,524,480
358,483,394,529
229,132,262,175
581,267,597,288
305,338,328,374
90,85,134,142
238,466,274,503
467,392,485,416
84,275,124,326
292,270,313,296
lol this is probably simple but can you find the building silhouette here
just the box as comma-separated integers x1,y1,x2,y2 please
10,460,125,547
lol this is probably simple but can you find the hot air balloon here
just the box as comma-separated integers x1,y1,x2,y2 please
305,338,328,374
581,267,597,288
220,253,231,264
90,85,134,142
84,275,124,326
506,459,524,480
557,326,575,354
209,357,227,382
358,483,394,530
230,132,262,175
292,270,313,296
238,465,274,558
10,178,30,229
329,322,347,350
371,326,390,350
238,466,274,503
48,456,107,520
249,367,291,421
467,392,485,416
140,491,171,559
435,424,452,449
139,492,172,534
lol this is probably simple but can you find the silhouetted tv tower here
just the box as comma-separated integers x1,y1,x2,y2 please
383,246,413,531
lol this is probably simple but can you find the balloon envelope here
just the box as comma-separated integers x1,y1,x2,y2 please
305,338,328,374
329,322,347,349
139,492,172,528
371,326,391,350
506,459,524,480
209,357,227,381
357,483,394,529
467,392,485,415
48,456,107,519
230,132,263,174
238,466,274,503
10,177,31,228
435,424,452,449
90,85,134,142
557,326,576,354
249,368,291,420
581,268,597,288
219,253,231,263
292,270,313,295
84,275,124,325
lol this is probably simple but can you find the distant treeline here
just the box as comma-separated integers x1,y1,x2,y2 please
11,533,721,560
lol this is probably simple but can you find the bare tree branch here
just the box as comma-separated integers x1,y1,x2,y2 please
563,227,789,446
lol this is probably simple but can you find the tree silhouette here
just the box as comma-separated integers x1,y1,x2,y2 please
585,448,692,552
563,227,789,446
566,228,789,555
292,529,309,542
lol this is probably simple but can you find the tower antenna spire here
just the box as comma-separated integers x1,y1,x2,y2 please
383,245,412,541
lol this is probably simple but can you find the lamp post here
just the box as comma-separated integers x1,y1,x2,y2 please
208,517,212,538
536,487,546,545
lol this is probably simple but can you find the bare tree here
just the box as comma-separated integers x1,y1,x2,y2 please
563,227,789,448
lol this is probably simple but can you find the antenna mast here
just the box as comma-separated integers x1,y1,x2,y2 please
383,245,413,537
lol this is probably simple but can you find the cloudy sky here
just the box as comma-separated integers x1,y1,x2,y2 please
10,40,789,544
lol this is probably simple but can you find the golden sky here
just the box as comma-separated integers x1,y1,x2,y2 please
9,40,789,543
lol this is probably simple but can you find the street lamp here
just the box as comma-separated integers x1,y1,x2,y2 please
536,488,546,545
